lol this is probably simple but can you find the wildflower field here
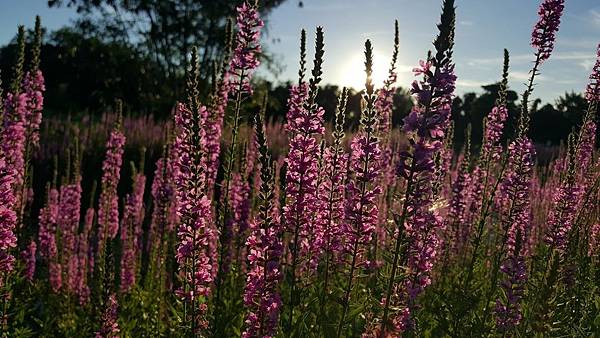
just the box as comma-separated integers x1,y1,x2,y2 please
1,0,600,336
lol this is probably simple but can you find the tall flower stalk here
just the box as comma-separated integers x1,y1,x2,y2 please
1,26,27,229
337,40,382,337
465,49,510,245
214,2,264,315
19,16,45,223
242,102,283,338
490,0,564,331
120,161,146,293
174,47,215,333
284,27,325,328
316,88,349,302
377,1,456,334
0,150,18,284
58,152,82,294
97,105,126,251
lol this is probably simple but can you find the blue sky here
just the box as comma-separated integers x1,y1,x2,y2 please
1,0,599,103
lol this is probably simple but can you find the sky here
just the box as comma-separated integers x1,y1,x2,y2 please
1,0,599,103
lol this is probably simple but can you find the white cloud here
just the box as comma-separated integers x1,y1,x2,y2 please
456,79,489,88
467,51,594,68
509,71,547,82
509,71,531,81
578,59,595,70
589,9,600,27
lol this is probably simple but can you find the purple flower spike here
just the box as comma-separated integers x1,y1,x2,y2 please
531,0,565,62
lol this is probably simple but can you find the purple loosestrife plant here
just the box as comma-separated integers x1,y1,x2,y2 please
0,152,17,281
174,48,215,333
219,0,264,209
37,183,63,292
315,88,349,298
148,145,176,285
214,3,263,317
490,0,564,330
120,165,146,293
284,27,325,328
494,233,527,332
376,1,456,335
59,173,82,294
228,1,264,96
37,185,59,261
23,17,44,147
97,108,126,248
585,44,600,103
221,171,251,273
577,44,600,170
242,104,283,338
1,27,28,223
463,50,511,292
465,52,509,229
76,181,97,305
18,17,45,222
95,293,120,338
531,0,565,63
447,129,471,256
203,20,233,191
20,240,36,282
493,137,535,332
545,136,580,254
373,21,400,259
337,40,383,337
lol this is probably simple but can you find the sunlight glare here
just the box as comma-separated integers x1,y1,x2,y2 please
341,51,390,91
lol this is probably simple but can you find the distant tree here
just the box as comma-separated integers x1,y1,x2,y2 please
48,0,289,96
555,91,587,125
452,83,519,151
0,26,168,115
530,91,596,146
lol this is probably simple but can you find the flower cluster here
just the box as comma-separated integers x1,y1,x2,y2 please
447,153,471,252
222,172,251,272
344,132,382,260
242,114,283,338
495,253,527,331
585,43,600,103
174,101,215,330
380,1,457,332
95,293,120,338
284,82,324,267
148,154,176,279
500,137,535,256
76,206,95,304
1,92,28,205
58,177,82,293
315,141,348,261
20,240,37,281
482,105,508,161
120,172,146,293
494,136,535,331
531,0,565,62
23,70,45,147
545,182,580,252
229,1,264,96
97,122,126,246
0,155,18,278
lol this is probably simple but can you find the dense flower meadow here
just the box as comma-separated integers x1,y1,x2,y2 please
1,0,600,336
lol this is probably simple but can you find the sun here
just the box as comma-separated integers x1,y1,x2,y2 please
340,51,391,91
